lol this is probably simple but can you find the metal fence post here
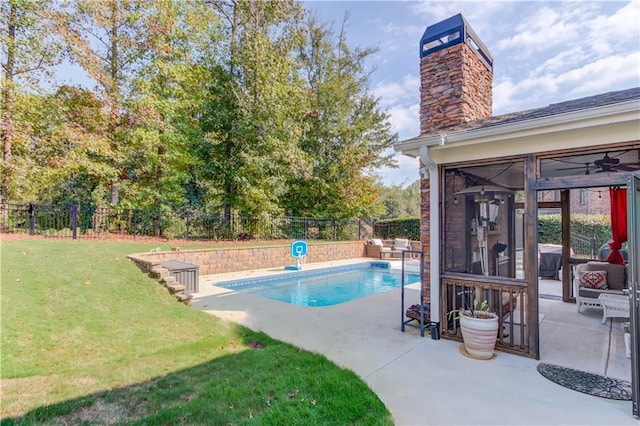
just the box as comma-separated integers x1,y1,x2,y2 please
71,205,78,239
133,209,137,240
333,219,337,240
231,213,235,241
590,236,597,258
185,210,190,240
29,203,35,235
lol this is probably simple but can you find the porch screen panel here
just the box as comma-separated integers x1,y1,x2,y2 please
443,161,524,279
443,172,469,274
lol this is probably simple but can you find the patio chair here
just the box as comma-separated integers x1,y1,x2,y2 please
393,238,416,259
366,238,394,259
573,261,628,313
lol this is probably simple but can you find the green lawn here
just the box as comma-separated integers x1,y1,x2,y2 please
0,239,392,425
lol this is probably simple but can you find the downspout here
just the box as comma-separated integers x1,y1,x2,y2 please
419,134,445,332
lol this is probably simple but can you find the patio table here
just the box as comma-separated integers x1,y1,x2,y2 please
598,293,630,324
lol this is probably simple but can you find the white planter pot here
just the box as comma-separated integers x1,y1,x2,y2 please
459,311,499,360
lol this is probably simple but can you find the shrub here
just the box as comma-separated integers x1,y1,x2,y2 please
538,214,611,246
374,217,420,240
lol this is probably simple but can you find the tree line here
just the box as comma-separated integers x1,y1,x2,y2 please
1,0,420,220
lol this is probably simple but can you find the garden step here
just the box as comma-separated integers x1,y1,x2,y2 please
177,293,193,306
162,276,177,285
167,283,185,294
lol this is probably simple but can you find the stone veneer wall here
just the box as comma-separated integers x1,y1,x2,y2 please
419,43,493,134
128,241,367,276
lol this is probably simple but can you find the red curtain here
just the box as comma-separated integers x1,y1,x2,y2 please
606,187,627,265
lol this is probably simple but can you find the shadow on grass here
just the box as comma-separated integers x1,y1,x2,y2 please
2,328,392,426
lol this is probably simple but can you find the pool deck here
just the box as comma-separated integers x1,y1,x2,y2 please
192,258,636,425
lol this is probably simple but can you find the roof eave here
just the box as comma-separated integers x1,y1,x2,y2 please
394,99,640,158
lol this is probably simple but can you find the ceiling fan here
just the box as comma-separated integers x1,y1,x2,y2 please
557,151,640,175
594,152,618,172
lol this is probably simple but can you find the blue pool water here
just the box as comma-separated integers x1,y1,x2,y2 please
217,262,420,307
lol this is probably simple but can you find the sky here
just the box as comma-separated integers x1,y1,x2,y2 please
304,0,640,186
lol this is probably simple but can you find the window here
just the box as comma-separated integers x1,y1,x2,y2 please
579,189,587,205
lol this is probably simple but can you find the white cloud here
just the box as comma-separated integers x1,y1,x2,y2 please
373,74,419,107
372,74,420,138
492,79,519,114
380,21,424,40
586,1,640,51
532,46,589,76
493,51,640,113
494,1,639,64
376,155,420,187
484,1,639,113
560,52,640,97
387,103,420,139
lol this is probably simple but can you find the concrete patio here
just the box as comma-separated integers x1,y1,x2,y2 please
191,259,635,425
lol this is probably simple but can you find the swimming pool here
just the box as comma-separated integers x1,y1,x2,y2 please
216,262,421,307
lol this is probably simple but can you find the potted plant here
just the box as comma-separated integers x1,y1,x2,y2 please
449,300,499,360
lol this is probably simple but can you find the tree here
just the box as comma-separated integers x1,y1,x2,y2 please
375,180,420,219
285,13,397,219
1,0,64,200
119,0,221,211
24,86,111,206
59,0,152,205
199,0,309,218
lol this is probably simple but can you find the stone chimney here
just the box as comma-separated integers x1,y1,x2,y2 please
419,14,493,135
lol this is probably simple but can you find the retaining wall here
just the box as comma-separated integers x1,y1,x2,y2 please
128,241,368,276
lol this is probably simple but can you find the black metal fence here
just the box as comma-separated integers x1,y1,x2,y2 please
569,233,598,259
373,219,420,241
0,203,382,241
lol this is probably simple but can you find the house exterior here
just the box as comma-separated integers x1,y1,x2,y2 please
538,189,611,215
394,13,639,412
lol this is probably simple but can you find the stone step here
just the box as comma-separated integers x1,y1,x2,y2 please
162,276,177,285
151,268,172,280
167,283,185,294
177,293,193,306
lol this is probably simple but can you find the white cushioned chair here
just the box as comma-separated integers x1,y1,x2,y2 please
573,261,627,313
393,238,410,252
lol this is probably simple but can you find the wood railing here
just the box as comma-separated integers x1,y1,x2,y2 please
440,275,532,357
